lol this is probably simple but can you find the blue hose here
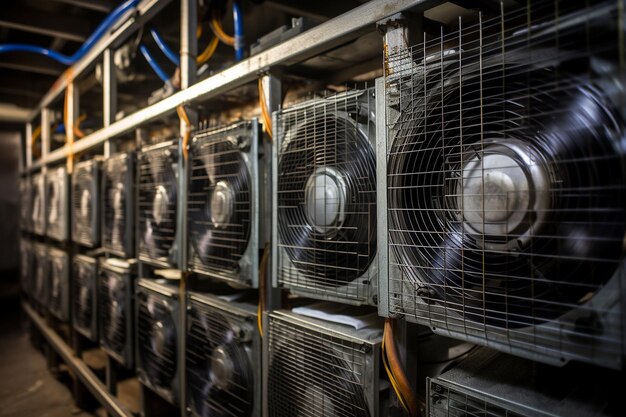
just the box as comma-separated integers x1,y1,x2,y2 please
233,0,245,61
139,44,170,84
150,27,180,66
0,0,139,65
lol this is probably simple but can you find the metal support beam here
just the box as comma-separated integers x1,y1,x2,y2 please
41,108,52,158
103,48,117,157
25,123,32,167
23,303,134,417
27,0,442,171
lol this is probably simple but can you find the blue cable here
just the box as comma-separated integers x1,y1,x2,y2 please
139,44,170,84
233,0,245,61
149,28,180,66
0,0,139,65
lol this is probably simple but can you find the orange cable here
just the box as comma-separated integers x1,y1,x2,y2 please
176,104,191,160
384,319,420,417
258,78,273,139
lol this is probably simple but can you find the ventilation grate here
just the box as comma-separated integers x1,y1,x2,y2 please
31,173,45,236
103,153,135,258
48,248,69,322
72,160,101,247
73,255,98,341
46,167,69,241
100,261,133,367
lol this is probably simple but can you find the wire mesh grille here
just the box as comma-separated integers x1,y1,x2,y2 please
429,380,524,417
72,160,100,247
46,167,68,241
138,143,179,266
19,238,31,296
100,267,132,366
103,153,134,257
33,243,48,307
275,89,377,303
20,177,31,231
136,285,178,403
187,298,255,417
48,249,69,322
267,313,371,417
73,256,98,341
384,0,625,368
31,173,45,235
188,122,254,282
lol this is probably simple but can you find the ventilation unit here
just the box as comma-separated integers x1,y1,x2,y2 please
20,238,32,296
138,141,180,267
72,159,101,247
73,255,99,341
20,176,31,232
380,1,626,370
46,166,69,241
428,348,625,417
136,278,181,405
273,89,378,305
103,152,135,258
187,292,260,417
31,172,46,236
188,121,261,288
33,243,48,308
100,258,135,367
48,247,70,322
265,310,383,417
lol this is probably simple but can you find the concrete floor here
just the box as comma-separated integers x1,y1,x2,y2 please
0,280,95,417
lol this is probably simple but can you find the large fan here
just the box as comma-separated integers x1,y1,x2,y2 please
136,279,180,405
31,173,45,236
188,121,258,287
72,159,101,247
73,255,98,341
99,259,133,367
46,166,69,241
48,248,69,322
19,238,31,296
20,176,31,231
103,153,135,257
33,243,48,307
383,1,626,369
266,310,382,417
186,293,257,417
274,90,378,305
138,142,179,267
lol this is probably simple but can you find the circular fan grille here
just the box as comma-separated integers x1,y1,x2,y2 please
138,147,178,263
189,136,251,273
73,166,94,244
101,271,127,356
138,292,177,390
47,174,60,234
268,330,369,417
187,306,253,417
74,261,95,337
104,156,130,256
387,49,626,328
277,112,376,287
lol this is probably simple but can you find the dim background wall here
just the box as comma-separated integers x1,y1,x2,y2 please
0,132,20,272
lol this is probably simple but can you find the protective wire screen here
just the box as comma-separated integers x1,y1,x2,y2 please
267,314,371,417
72,161,99,247
31,173,45,235
429,380,524,417
20,177,31,231
46,167,67,241
188,122,253,280
100,268,131,366
103,153,134,258
384,0,625,368
186,299,254,417
138,143,179,266
48,250,69,322
73,257,98,341
275,90,377,303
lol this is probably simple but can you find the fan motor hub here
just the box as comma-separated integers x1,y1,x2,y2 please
152,321,167,357
210,345,233,390
456,140,549,249
304,166,347,235
209,181,235,228
152,185,169,226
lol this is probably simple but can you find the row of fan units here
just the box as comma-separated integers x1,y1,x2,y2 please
20,239,623,417
19,0,626,379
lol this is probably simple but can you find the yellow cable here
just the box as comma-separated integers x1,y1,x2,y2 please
382,333,409,412
209,13,235,46
31,126,42,145
176,105,191,161
197,36,219,65
258,78,273,139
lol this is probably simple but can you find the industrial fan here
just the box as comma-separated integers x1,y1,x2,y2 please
72,159,101,247
273,89,378,305
103,152,135,258
138,141,179,267
136,279,180,405
99,258,134,367
31,173,45,236
20,176,31,232
48,247,70,322
381,0,626,369
188,121,259,287
266,310,383,417
33,243,48,308
19,238,31,296
73,255,98,341
186,292,259,417
46,166,69,241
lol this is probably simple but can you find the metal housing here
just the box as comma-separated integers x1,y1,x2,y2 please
32,242,49,308
46,166,70,242
72,159,102,248
73,254,99,341
102,152,135,258
48,247,70,322
31,172,46,236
